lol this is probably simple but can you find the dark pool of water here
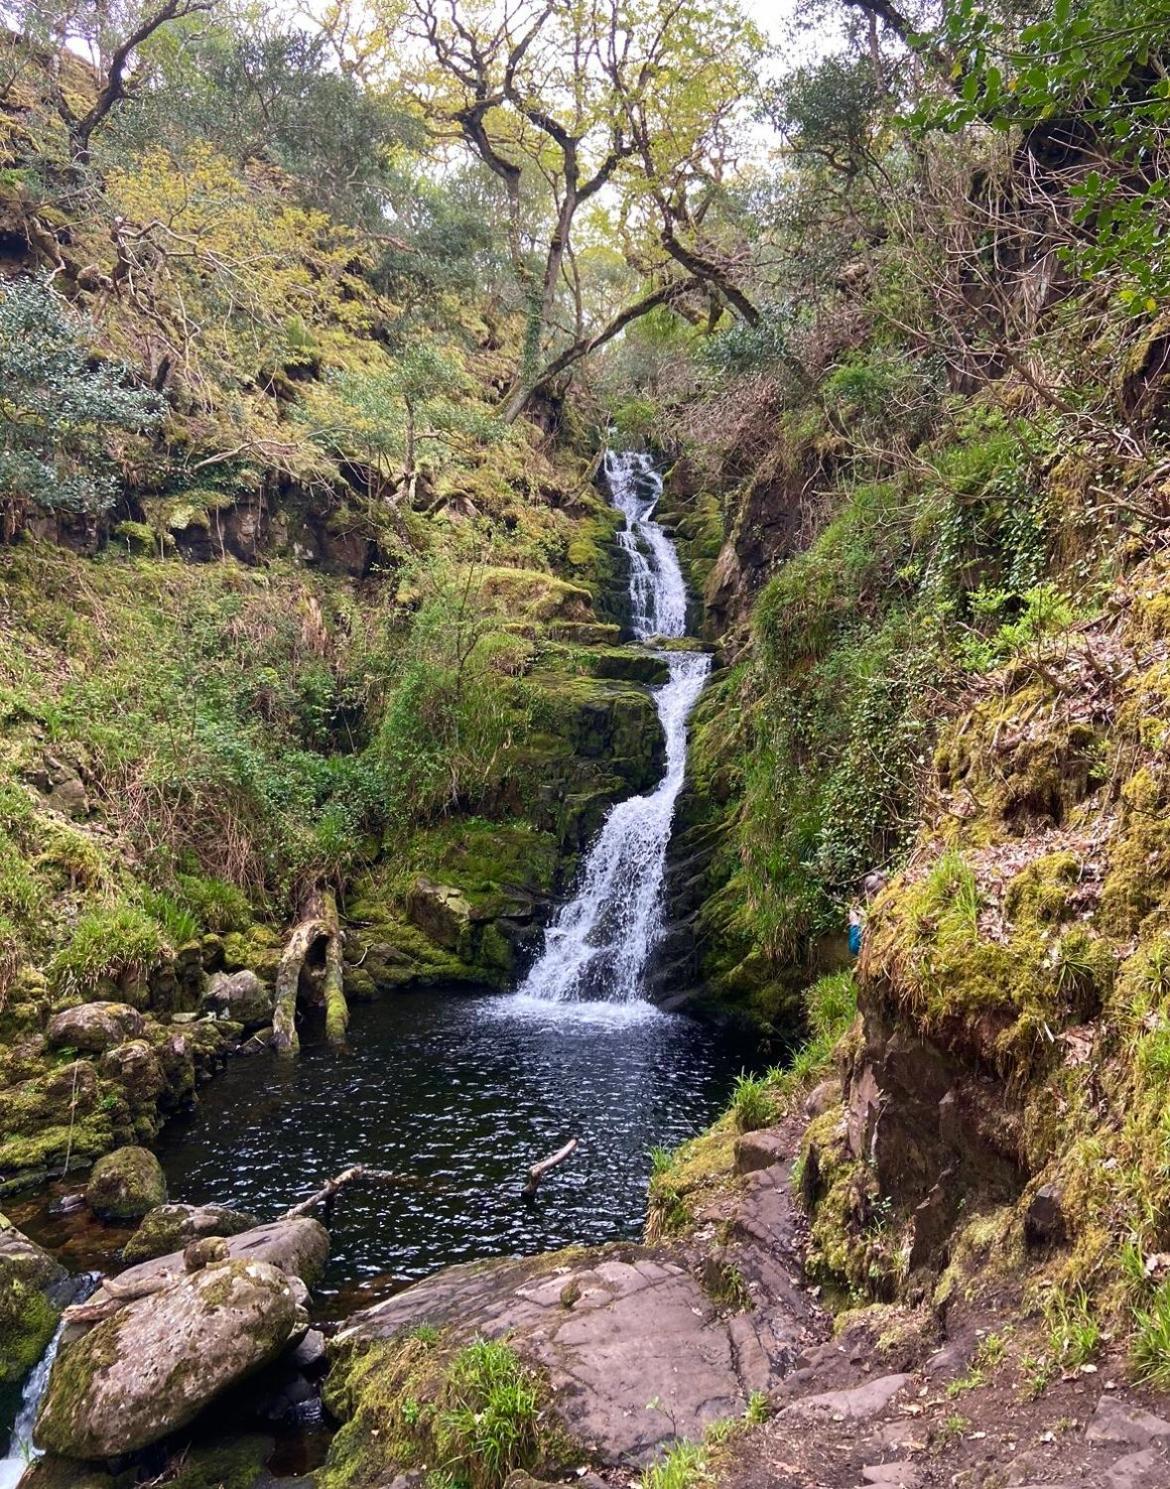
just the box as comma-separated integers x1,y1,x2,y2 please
148,989,753,1304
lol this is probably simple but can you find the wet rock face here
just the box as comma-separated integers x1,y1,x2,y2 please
35,1258,302,1459
45,1002,145,1054
123,1202,260,1264
85,1145,167,1220
201,968,273,1027
843,1004,1025,1269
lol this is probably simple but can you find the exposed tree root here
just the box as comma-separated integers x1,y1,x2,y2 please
272,886,349,1055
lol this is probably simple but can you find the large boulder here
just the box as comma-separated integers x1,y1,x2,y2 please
45,1002,145,1054
89,1216,329,1312
97,1040,166,1107
0,1216,68,1397
123,1202,260,1264
36,1258,302,1458
85,1146,167,1220
201,969,272,1027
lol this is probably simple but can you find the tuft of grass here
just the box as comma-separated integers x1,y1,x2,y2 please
1132,1280,1170,1388
744,1390,770,1425
48,901,168,995
435,1338,542,1489
640,1440,712,1489
140,887,200,947
648,1144,675,1178
1044,1286,1100,1370
730,1071,775,1133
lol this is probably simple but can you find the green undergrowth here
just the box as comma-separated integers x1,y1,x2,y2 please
794,550,1170,1358
321,1331,568,1489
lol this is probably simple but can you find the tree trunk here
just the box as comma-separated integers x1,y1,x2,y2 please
322,889,349,1048
272,887,346,1056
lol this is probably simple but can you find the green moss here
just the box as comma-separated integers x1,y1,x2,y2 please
0,1118,114,1181
0,1273,59,1386
48,904,168,999
321,1330,568,1489
154,1433,273,1489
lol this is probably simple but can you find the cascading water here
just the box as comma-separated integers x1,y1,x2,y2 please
0,1275,97,1489
515,451,710,1006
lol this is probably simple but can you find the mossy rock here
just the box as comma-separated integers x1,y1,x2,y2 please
86,1145,167,1220
0,1216,67,1402
122,1202,259,1264
221,925,282,982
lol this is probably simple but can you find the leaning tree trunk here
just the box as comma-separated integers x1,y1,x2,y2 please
271,887,348,1055
322,889,348,1047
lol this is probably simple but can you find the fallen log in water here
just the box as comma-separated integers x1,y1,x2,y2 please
523,1137,579,1197
281,1163,413,1220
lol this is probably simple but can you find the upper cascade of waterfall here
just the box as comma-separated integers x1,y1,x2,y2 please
510,451,708,1010
604,450,689,641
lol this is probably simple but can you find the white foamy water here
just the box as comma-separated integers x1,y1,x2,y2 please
514,451,709,1006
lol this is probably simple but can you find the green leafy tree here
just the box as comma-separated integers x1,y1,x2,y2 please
0,277,163,532
305,340,500,505
907,0,1170,312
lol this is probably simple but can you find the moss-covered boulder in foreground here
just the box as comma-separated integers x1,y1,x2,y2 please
85,1145,167,1220
36,1257,303,1458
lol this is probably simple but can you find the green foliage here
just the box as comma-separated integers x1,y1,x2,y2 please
0,277,162,517
910,0,1170,311
640,1440,711,1489
1044,1286,1100,1370
729,1071,775,1132
375,565,532,826
435,1339,543,1489
765,50,887,178
1132,1281,1170,1388
957,583,1075,671
48,902,167,995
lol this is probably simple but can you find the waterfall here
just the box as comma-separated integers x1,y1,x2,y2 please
514,451,710,1007
0,1275,98,1489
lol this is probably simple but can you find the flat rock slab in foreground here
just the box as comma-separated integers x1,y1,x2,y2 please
337,1243,810,1464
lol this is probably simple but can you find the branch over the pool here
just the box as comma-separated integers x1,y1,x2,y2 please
523,1137,579,1196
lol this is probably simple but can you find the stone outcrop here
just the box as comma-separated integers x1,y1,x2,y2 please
45,1002,145,1054
85,1146,167,1220
201,969,273,1027
333,1248,766,1465
36,1258,303,1458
